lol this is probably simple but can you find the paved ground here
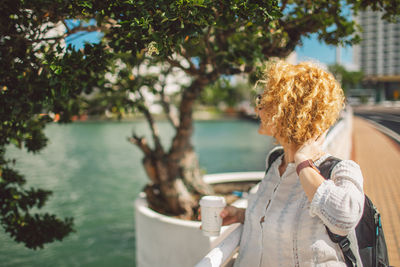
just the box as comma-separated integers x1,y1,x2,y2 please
352,116,400,266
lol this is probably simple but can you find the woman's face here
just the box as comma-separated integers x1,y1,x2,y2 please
257,108,276,136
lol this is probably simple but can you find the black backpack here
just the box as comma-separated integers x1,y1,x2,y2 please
267,148,389,267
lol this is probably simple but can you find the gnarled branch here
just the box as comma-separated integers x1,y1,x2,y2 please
166,57,198,76
160,89,179,129
179,46,198,73
128,134,152,156
280,0,288,12
203,26,217,69
137,89,164,154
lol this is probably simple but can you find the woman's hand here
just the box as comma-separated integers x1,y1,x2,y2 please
220,206,246,225
197,206,246,227
294,131,327,165
294,131,328,202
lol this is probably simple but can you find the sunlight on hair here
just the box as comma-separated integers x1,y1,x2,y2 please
256,60,345,146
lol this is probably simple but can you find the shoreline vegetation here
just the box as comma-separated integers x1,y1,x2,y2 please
65,106,258,123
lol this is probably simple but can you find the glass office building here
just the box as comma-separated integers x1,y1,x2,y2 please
353,10,400,101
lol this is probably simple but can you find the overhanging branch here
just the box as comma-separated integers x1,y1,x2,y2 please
166,57,198,76
62,20,71,32
203,26,217,69
179,46,198,74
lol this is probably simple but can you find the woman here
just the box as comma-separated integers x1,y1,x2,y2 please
221,61,365,266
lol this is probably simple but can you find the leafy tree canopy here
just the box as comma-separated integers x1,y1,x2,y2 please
0,0,111,249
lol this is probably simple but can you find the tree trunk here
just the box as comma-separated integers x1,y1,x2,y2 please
141,78,216,220
178,148,213,197
143,148,213,220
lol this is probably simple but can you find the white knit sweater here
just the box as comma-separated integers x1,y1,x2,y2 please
234,148,365,267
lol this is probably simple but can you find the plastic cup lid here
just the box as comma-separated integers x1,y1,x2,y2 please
199,196,226,207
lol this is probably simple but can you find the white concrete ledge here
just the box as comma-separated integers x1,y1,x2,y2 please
203,172,265,184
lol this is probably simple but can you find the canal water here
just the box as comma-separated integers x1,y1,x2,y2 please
1,120,274,267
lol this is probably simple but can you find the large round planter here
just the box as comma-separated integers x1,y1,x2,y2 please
134,172,264,267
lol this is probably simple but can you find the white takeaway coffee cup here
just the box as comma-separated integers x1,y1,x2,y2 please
200,196,226,237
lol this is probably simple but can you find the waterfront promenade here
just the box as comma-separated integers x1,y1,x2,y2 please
352,116,400,266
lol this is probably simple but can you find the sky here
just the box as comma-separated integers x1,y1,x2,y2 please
64,19,102,50
295,34,354,69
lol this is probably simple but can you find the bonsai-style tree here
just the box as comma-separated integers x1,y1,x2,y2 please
1,0,399,248
83,0,399,219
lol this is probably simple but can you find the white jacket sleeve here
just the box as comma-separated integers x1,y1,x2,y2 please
309,160,365,236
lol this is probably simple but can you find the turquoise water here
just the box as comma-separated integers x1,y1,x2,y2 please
1,120,273,267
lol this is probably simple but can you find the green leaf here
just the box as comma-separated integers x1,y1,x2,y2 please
54,68,62,75
79,1,92,9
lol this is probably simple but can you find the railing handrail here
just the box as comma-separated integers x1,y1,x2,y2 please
195,224,243,267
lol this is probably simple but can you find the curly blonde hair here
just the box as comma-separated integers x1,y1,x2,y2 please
256,60,345,146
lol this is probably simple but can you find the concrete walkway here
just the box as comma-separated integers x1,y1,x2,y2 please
352,117,400,266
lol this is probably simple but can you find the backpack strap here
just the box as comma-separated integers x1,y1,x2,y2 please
318,156,358,267
265,147,284,175
325,230,357,267
318,156,341,179
326,230,357,267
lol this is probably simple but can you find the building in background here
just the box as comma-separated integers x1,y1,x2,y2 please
353,9,400,102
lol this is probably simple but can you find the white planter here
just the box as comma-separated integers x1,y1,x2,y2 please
134,172,264,267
